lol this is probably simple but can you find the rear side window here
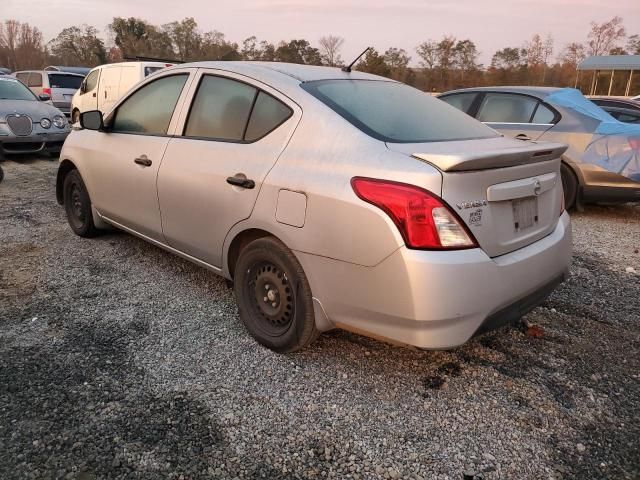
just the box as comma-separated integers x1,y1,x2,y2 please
302,80,497,143
15,73,30,84
84,70,99,92
27,73,43,87
244,92,292,141
439,93,477,113
48,74,83,89
112,74,188,135
184,75,256,141
531,103,556,124
477,93,537,123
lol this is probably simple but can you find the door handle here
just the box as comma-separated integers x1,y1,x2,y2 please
515,133,531,141
226,175,255,189
104,90,107,99
134,156,152,167
92,92,96,98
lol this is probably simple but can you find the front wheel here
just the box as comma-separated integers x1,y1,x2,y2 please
234,237,319,353
560,163,578,211
72,110,80,125
63,169,99,237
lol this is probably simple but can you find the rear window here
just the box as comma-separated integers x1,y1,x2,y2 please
301,79,497,143
48,74,83,89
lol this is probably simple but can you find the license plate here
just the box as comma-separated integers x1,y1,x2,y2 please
512,197,538,231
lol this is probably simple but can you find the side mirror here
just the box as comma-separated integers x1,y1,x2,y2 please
80,82,87,94
80,110,104,131
38,93,50,101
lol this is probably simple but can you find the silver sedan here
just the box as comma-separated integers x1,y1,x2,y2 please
0,76,70,157
56,62,572,352
439,86,640,209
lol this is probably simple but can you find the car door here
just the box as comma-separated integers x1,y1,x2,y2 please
475,92,557,141
81,70,194,241
157,69,300,268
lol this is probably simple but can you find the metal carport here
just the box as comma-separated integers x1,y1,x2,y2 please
577,55,640,96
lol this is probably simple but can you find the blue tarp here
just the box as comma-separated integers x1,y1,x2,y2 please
545,88,640,180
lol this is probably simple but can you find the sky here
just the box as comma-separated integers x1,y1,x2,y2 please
2,0,639,65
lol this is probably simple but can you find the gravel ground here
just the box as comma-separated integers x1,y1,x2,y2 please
0,158,638,480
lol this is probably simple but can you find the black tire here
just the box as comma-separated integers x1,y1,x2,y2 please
234,237,319,353
0,166,4,183
560,163,578,211
72,110,80,124
63,169,99,237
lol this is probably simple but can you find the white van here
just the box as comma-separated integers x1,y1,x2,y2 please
70,62,172,123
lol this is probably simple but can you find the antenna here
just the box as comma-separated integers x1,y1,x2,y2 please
341,47,370,73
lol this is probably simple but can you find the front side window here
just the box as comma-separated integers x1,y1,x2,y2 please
302,80,497,143
184,75,257,141
477,93,538,123
439,93,477,114
27,73,43,87
83,70,99,93
112,74,188,135
48,74,83,90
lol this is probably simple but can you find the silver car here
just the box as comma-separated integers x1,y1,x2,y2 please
0,76,70,157
56,62,572,353
439,87,640,209
13,70,84,118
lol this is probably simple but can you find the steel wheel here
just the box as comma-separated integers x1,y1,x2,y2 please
246,261,295,337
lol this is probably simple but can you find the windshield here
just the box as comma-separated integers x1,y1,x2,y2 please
47,73,83,89
302,79,499,143
0,77,37,101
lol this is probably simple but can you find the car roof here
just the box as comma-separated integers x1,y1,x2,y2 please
170,61,390,84
13,70,84,77
441,86,561,99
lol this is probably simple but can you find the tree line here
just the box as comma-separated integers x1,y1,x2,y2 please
0,15,637,92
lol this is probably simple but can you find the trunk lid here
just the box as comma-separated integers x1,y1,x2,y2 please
387,137,568,257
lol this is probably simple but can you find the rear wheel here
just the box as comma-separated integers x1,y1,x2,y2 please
560,163,578,210
0,166,4,183
63,169,99,237
234,237,318,353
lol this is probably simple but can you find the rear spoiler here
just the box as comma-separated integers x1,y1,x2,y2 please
412,142,568,172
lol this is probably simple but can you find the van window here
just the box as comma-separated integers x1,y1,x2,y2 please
144,66,163,77
244,92,292,141
48,74,83,90
111,74,188,135
184,75,256,141
84,70,99,92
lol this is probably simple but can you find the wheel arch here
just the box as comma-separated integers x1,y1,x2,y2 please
226,228,278,280
56,159,77,205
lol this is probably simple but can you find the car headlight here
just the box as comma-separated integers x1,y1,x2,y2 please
53,115,66,129
40,118,51,129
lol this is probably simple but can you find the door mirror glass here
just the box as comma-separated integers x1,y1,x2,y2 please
80,110,104,131
38,93,50,102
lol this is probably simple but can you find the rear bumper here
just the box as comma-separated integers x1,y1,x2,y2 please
0,132,69,155
297,212,572,349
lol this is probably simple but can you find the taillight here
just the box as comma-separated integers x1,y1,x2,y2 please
42,87,52,96
351,177,478,250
